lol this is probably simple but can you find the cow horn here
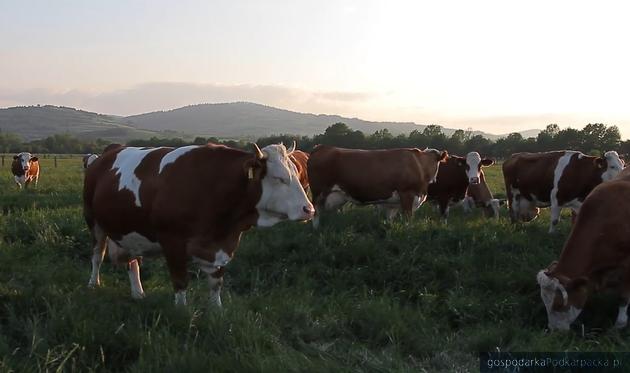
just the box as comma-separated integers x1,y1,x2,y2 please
253,143,266,159
287,140,296,154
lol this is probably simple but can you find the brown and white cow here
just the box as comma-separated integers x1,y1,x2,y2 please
12,152,39,189
537,169,630,330
83,154,99,168
84,143,314,306
427,152,497,219
289,148,309,191
308,145,448,227
503,150,623,233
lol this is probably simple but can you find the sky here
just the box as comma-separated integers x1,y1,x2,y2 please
2,0,630,137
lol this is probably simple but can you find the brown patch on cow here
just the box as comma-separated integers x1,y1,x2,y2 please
556,153,609,205
428,155,468,216
84,144,268,294
289,150,310,190
308,145,445,218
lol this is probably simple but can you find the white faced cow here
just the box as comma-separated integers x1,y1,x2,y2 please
84,143,314,306
11,152,40,189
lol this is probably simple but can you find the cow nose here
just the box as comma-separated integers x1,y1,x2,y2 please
470,177,480,184
302,205,315,217
23,167,29,171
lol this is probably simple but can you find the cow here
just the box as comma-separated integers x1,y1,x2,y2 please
503,150,624,233
307,145,448,227
537,168,630,330
83,154,99,168
84,142,314,306
427,152,497,220
289,148,309,191
462,171,503,219
11,152,39,189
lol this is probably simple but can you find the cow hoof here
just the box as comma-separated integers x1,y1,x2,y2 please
87,280,100,288
131,291,146,300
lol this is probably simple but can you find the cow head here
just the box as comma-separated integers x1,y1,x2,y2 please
422,148,448,184
251,142,315,227
536,264,589,330
13,152,38,173
596,151,624,181
465,152,494,185
83,154,98,168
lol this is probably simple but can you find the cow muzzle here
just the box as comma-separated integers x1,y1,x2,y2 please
299,204,315,220
470,177,480,185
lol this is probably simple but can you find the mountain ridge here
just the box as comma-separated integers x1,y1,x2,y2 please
0,102,540,141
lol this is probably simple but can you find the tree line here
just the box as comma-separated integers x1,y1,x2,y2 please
0,122,628,158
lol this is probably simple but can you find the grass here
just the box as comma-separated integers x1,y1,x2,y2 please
0,159,628,372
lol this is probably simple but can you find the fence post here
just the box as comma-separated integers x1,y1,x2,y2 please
1,155,4,167
54,156,58,168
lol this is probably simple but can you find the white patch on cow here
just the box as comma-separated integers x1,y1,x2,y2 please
174,290,187,306
14,175,26,188
256,144,314,227
602,150,624,181
489,199,501,218
118,232,161,257
158,145,200,173
324,184,352,210
549,152,578,233
213,250,231,267
128,259,145,299
615,304,629,329
111,147,164,207
465,152,482,183
537,270,583,330
86,154,98,167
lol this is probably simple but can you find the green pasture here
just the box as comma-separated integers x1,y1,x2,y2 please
0,158,627,372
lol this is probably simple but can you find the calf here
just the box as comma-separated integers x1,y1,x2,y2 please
308,145,447,227
503,150,623,232
11,152,39,189
427,152,496,219
537,169,630,330
84,143,314,306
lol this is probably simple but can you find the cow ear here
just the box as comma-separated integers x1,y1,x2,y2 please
243,158,264,181
594,157,606,169
13,155,18,160
440,150,448,162
481,158,494,167
30,157,38,162
545,261,559,274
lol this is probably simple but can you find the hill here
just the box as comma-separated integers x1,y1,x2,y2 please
0,103,539,141
0,105,163,141
123,102,510,140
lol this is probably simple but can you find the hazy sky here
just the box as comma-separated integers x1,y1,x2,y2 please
2,0,630,137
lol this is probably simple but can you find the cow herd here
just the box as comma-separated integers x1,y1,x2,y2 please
9,143,630,332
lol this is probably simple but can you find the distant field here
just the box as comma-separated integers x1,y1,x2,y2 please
1,158,628,372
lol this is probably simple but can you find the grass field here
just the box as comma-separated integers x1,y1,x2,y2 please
1,158,629,372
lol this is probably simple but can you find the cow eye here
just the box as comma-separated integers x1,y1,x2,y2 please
274,176,289,185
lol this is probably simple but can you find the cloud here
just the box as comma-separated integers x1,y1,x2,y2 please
0,82,376,117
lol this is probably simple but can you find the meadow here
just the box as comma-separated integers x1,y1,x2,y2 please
0,156,629,372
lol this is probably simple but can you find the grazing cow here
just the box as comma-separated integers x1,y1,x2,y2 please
289,148,310,191
503,150,623,232
308,145,448,227
537,169,630,330
427,152,496,219
83,154,99,168
11,152,39,189
84,143,314,306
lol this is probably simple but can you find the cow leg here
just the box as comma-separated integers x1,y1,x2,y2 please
208,267,225,307
127,259,145,299
88,233,107,288
161,238,189,305
399,192,418,220
615,272,630,328
438,199,449,221
549,203,562,233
